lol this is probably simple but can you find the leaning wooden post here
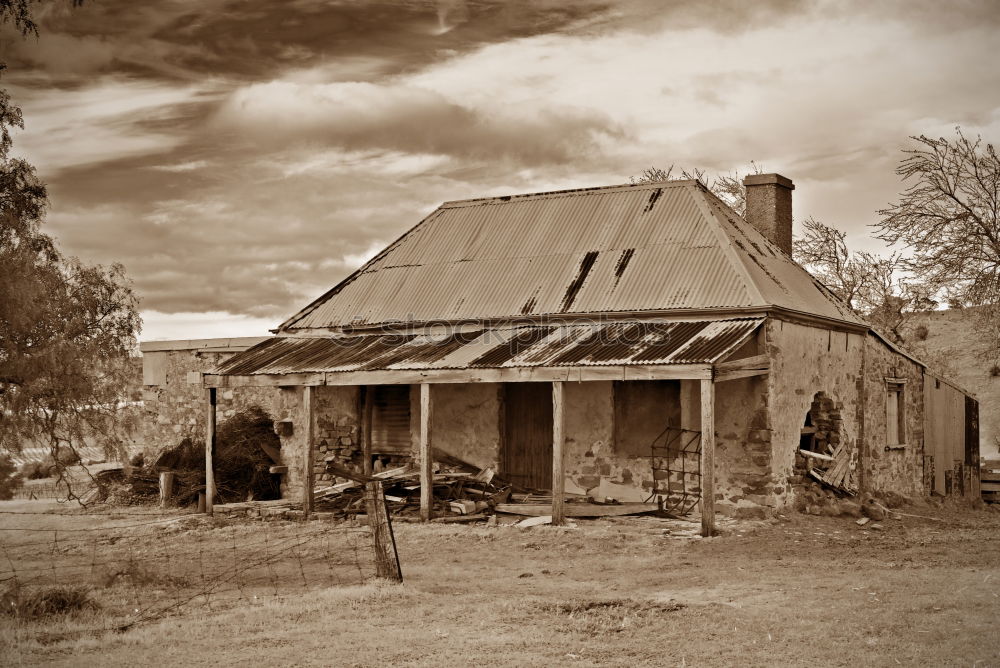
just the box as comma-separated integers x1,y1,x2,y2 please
551,381,566,526
303,386,315,518
700,378,716,537
419,383,433,522
205,387,217,515
364,480,403,582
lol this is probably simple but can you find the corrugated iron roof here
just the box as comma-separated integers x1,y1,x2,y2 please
217,318,763,376
280,180,865,331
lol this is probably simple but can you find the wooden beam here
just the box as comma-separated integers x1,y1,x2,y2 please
361,386,374,477
203,372,325,388
205,387,216,515
551,381,566,526
700,378,715,537
321,364,712,386
303,386,315,518
419,383,433,522
714,353,770,383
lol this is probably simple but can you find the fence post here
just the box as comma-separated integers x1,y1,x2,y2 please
363,480,402,582
159,470,175,508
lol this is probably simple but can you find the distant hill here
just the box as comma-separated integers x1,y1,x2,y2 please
900,307,998,456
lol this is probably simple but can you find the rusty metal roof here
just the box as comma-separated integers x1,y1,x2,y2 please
279,180,864,331
216,318,762,376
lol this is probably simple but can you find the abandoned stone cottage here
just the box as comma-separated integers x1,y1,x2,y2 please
143,174,980,524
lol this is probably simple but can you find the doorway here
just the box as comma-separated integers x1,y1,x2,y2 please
502,383,553,490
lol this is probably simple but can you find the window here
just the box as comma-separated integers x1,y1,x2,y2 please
613,380,681,457
886,381,905,447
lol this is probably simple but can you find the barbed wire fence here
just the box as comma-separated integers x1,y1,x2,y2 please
0,508,386,639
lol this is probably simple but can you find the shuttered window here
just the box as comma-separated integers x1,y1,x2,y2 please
371,385,412,455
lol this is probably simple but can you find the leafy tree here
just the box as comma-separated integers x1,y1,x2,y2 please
876,128,1000,360
0,0,140,490
0,454,23,499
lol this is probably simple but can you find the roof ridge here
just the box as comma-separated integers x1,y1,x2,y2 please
688,184,768,307
439,179,699,209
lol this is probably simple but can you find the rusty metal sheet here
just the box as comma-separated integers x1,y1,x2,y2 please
216,318,764,376
281,180,865,331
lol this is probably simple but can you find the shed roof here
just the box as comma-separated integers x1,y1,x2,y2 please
217,318,763,376
279,180,864,332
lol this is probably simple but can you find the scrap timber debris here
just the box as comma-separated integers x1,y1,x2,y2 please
313,450,512,520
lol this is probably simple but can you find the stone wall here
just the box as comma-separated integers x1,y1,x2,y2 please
861,335,925,497
140,340,278,459
272,385,360,501
766,320,864,511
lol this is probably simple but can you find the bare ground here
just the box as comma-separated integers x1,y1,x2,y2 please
2,499,999,667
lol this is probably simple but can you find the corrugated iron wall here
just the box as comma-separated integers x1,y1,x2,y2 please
924,374,979,497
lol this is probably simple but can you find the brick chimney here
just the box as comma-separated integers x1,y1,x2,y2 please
743,173,794,255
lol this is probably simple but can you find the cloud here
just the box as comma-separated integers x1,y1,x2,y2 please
7,0,1000,339
8,77,206,173
214,80,624,164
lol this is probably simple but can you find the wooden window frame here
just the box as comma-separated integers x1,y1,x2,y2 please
885,378,907,449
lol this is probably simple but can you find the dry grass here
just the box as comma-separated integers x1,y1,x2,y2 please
1,502,999,667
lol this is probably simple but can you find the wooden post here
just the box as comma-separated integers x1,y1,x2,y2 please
419,383,433,522
364,480,403,582
303,386,315,518
159,470,175,509
551,381,565,526
700,378,715,537
361,386,374,477
205,387,216,515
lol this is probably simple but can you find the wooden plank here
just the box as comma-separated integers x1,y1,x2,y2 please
363,480,403,582
303,386,315,517
981,482,1000,492
714,354,769,373
551,381,565,526
799,449,834,462
495,502,659,517
714,354,769,382
205,387,216,516
715,367,770,382
203,373,325,388
700,378,715,537
419,383,433,522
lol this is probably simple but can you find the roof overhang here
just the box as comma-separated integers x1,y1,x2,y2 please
207,317,764,387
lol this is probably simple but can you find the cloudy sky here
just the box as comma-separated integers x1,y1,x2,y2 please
3,0,999,340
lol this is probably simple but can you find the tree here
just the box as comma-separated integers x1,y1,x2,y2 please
0,0,140,489
793,218,937,343
876,128,1000,360
630,162,762,215
630,163,939,344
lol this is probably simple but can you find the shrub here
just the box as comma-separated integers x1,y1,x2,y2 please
914,325,929,341
55,447,81,466
0,582,97,618
0,455,23,500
